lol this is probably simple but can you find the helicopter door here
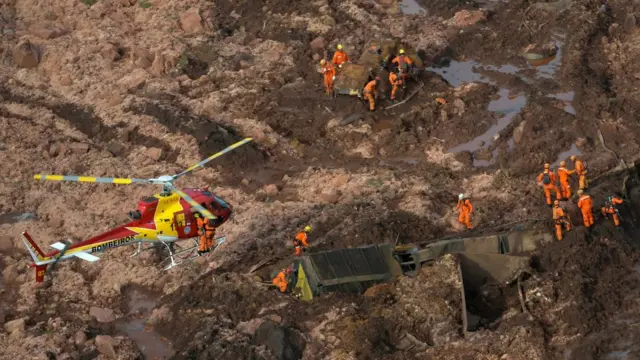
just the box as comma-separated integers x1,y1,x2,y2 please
173,211,188,237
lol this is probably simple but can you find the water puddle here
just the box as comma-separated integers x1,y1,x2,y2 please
551,144,582,167
548,91,576,115
116,287,174,359
607,350,630,359
0,212,37,225
400,0,426,15
447,89,527,167
523,33,565,79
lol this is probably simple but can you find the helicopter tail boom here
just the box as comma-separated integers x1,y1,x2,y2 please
21,232,51,283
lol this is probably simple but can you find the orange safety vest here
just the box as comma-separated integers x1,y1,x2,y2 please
293,231,308,247
363,80,376,94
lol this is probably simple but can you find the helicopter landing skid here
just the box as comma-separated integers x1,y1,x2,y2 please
159,236,227,270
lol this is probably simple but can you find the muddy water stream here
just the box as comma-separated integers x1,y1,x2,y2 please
0,212,37,225
429,32,576,167
400,0,426,15
117,287,174,359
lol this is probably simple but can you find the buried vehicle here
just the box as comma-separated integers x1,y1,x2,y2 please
333,39,423,97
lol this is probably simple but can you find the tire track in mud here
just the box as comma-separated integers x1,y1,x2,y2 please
0,82,178,162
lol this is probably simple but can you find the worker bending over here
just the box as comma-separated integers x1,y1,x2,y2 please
577,189,594,229
601,195,624,226
389,71,403,103
536,163,561,206
293,225,312,256
557,160,573,200
272,267,293,293
570,155,588,190
195,212,216,255
320,59,336,95
456,193,473,230
392,49,413,81
332,44,349,68
363,77,379,111
552,200,571,241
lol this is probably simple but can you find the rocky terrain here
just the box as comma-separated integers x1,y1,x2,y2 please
2,0,640,359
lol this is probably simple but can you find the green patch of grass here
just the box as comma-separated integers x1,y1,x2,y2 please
80,0,98,6
139,0,152,9
177,53,188,69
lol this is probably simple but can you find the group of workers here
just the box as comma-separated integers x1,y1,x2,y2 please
319,44,415,111
193,208,219,255
535,156,624,241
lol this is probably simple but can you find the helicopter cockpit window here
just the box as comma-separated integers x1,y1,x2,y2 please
209,201,220,210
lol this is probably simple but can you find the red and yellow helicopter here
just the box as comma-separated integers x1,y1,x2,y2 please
21,137,253,283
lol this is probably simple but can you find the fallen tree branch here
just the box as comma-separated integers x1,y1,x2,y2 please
384,82,425,110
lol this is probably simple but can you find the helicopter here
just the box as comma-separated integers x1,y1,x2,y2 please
21,137,253,283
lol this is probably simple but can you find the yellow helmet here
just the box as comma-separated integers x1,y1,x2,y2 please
560,160,566,167
337,44,343,50
304,225,312,232
399,48,405,54
320,59,326,66
570,155,576,161
544,163,550,169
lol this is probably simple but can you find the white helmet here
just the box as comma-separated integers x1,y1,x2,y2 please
458,193,464,200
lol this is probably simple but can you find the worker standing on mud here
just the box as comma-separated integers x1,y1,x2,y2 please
577,189,595,230
363,77,379,111
570,155,588,190
320,59,336,95
456,193,473,230
392,49,413,81
601,195,624,227
552,200,572,241
293,225,312,256
536,163,561,206
194,212,215,255
557,160,573,200
332,44,349,68
389,70,403,103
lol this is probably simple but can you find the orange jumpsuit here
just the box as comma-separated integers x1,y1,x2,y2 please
332,50,348,67
552,204,571,241
196,217,216,252
537,170,561,205
363,80,377,111
272,270,289,293
392,55,413,80
574,159,588,190
601,196,623,226
322,62,336,94
293,231,309,256
456,198,473,230
577,193,594,228
389,72,402,101
557,166,574,200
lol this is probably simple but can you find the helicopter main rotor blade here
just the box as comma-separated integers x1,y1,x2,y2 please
165,184,217,220
172,137,253,180
34,174,153,185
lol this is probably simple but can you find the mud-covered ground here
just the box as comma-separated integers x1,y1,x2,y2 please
2,0,640,358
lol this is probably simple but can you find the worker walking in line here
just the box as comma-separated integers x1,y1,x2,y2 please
456,193,473,230
332,44,349,68
557,160,573,200
552,200,572,241
392,49,414,81
601,195,624,226
293,225,312,256
320,59,336,95
195,212,216,255
389,71,403,103
536,163,561,206
577,189,595,229
272,267,292,293
570,155,588,190
363,77,379,111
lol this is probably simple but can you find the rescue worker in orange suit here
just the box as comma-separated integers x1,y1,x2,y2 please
332,44,349,68
552,200,572,241
392,49,413,81
272,267,292,293
320,59,336,95
601,195,624,226
456,193,473,230
389,71,403,103
194,212,215,255
556,160,573,200
293,225,311,256
363,77,379,111
577,189,595,229
570,155,588,190
536,163,561,206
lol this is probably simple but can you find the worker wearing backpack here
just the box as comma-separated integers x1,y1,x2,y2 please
536,163,561,206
